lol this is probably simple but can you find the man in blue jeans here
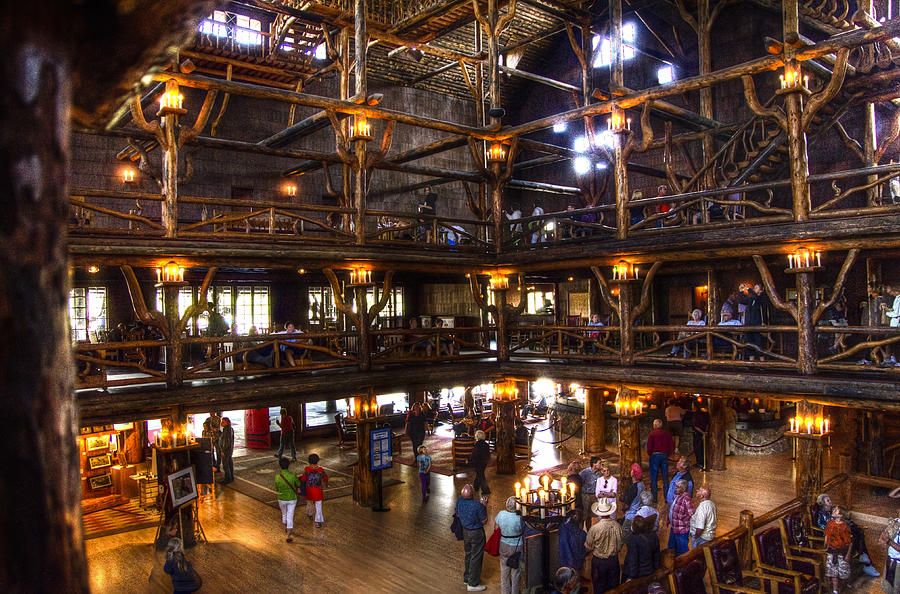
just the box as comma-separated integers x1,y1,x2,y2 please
646,418,675,502
455,484,488,591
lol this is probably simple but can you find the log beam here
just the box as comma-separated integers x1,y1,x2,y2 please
583,387,608,454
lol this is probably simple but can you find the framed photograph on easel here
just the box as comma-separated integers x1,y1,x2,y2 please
167,466,198,508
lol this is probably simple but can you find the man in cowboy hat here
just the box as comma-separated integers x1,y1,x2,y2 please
585,498,624,593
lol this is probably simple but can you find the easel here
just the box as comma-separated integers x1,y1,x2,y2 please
154,482,207,548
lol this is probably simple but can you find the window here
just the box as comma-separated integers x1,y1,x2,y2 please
313,43,327,60
308,286,336,325
155,287,194,321
280,35,295,52
235,14,262,46
657,65,675,84
592,23,636,67
199,286,234,333
526,288,555,315
377,286,404,322
68,287,108,341
235,286,270,334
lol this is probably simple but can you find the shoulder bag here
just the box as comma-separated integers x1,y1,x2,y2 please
450,514,464,540
484,525,501,556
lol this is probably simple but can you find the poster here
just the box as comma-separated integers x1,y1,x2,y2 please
369,427,393,471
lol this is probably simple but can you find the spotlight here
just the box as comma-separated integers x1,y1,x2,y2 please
573,156,591,175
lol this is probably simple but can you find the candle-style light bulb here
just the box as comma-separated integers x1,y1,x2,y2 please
541,475,550,491
824,419,829,433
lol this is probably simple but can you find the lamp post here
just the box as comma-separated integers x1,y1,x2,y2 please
514,474,577,589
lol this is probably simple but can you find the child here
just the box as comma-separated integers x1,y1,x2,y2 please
302,453,329,527
416,445,432,502
825,505,852,594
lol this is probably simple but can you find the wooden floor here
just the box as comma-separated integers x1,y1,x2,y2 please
86,425,895,593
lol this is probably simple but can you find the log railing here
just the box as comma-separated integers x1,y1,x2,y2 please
364,209,493,250
370,326,497,362
507,324,620,360
815,325,900,370
633,324,799,368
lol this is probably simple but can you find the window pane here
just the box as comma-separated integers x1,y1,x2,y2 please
252,286,270,332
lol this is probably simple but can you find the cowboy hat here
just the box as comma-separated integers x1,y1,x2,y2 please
592,497,617,517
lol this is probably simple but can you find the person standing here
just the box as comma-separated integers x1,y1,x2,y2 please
646,419,675,503
585,313,604,355
825,505,853,594
207,411,222,471
585,498,624,593
275,407,296,461
416,445,431,503
218,417,234,484
417,186,437,242
739,283,770,361
275,457,302,542
302,453,329,527
456,484,488,591
530,199,545,243
205,301,230,363
878,492,900,593
880,285,900,365
690,486,717,549
595,461,617,504
580,457,603,529
667,479,694,556
405,402,428,456
622,463,646,535
469,430,492,496
495,496,525,594
622,515,660,581
665,399,686,452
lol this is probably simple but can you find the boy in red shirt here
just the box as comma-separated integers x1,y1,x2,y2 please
825,505,852,593
303,453,329,527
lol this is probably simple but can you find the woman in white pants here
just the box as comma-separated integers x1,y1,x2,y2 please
274,457,302,542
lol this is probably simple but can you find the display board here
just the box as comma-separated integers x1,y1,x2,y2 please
369,427,393,471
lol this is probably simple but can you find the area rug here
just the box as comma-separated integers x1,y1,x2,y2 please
83,498,159,540
393,433,496,476
226,451,400,506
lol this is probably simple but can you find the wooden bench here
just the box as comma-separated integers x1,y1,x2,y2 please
451,436,475,471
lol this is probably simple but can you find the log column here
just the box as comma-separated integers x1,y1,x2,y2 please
159,280,187,388
612,279,640,365
493,285,511,361
615,386,643,499
787,263,821,375
353,0,368,245
1,9,89,587
495,399,517,474
583,387,608,455
794,400,824,505
352,389,380,507
610,0,630,239
781,0,811,221
707,396,727,471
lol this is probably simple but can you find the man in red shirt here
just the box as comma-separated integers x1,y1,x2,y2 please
667,479,694,556
276,407,296,461
646,418,675,503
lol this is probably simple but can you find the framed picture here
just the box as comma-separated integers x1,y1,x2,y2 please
88,473,113,490
85,435,109,452
167,466,198,508
87,452,112,470
785,288,825,303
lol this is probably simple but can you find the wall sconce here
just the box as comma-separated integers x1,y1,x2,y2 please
297,268,306,275
122,167,136,183
787,247,822,269
348,266,373,285
350,114,373,142
489,274,510,291
284,184,297,197
608,113,632,133
611,260,639,281
87,265,100,274
157,79,187,117
487,142,507,163
779,63,808,90
492,380,519,402
156,261,185,283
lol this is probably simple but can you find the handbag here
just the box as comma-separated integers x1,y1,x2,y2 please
450,514,464,540
506,551,522,568
484,525,501,556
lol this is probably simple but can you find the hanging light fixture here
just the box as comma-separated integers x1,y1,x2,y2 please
487,142,507,163
350,114,373,141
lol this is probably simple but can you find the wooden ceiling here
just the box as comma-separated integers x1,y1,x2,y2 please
178,0,591,106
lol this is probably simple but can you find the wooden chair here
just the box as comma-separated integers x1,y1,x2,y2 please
780,511,825,561
334,413,357,449
751,526,821,593
515,426,536,459
705,538,789,594
451,435,475,471
669,557,708,594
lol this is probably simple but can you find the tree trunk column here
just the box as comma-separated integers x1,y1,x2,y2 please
583,387,607,455
494,287,510,361
495,399,516,474
1,15,89,587
782,0,810,222
794,400,824,505
791,267,819,375
615,387,642,500
352,390,380,507
353,284,371,371
614,280,639,365
707,397,726,471
160,282,185,388
353,0,367,245
863,411,885,477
